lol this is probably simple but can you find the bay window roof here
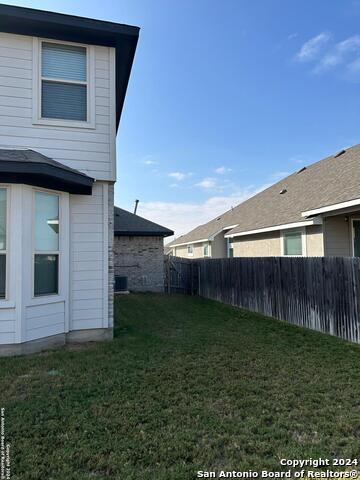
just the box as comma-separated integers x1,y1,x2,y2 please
0,149,94,195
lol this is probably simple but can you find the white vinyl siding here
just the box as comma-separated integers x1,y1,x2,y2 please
0,182,110,346
25,301,65,341
70,182,107,330
0,32,115,181
0,308,16,344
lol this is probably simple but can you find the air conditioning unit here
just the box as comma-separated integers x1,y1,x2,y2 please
115,276,129,294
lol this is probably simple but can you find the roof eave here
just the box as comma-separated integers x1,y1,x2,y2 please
302,197,360,218
0,158,94,195
225,218,323,238
0,4,139,132
115,230,174,237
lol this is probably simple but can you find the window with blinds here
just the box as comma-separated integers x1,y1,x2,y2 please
283,231,303,256
41,42,87,122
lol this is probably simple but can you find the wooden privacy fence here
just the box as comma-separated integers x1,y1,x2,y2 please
164,256,199,294
186,257,360,343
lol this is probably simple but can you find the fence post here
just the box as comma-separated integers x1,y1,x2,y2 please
167,257,171,294
198,263,201,296
190,261,193,295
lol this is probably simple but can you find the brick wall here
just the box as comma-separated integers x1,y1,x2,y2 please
114,235,165,292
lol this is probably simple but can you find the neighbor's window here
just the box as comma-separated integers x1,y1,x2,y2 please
283,231,302,256
41,42,87,121
0,188,7,299
228,240,234,258
203,243,209,257
34,192,59,296
187,244,193,255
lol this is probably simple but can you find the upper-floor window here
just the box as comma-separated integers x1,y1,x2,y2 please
0,188,7,299
41,42,88,122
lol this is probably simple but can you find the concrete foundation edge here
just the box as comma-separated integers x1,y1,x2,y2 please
0,328,114,357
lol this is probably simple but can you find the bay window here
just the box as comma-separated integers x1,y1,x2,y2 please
41,42,87,122
34,192,59,296
0,188,6,299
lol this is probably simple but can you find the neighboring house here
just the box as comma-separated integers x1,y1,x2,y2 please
114,207,173,292
166,207,240,259
0,5,139,355
169,145,360,259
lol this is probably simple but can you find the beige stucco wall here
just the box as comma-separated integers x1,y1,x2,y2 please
173,241,209,259
232,225,324,257
305,225,324,256
232,231,281,257
172,233,227,259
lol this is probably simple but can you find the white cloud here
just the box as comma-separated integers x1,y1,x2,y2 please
347,56,360,77
315,35,360,73
295,32,331,61
168,171,191,181
214,166,232,174
195,177,217,189
296,33,360,79
137,186,264,240
144,159,158,165
141,155,158,166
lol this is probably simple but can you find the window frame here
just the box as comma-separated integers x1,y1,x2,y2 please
32,38,96,129
281,228,306,257
0,186,9,302
227,238,234,258
187,244,194,256
203,242,210,257
32,188,61,299
351,217,360,257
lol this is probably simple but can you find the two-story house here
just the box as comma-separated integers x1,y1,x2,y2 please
0,5,139,355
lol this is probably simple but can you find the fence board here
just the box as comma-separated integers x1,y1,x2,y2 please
186,257,360,344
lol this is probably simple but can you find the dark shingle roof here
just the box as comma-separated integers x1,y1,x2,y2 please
227,144,360,236
114,207,173,237
169,144,360,245
166,208,237,247
0,148,94,194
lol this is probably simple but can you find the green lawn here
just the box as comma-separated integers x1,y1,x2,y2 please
1,294,360,480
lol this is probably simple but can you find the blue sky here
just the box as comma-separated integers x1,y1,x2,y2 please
6,0,360,237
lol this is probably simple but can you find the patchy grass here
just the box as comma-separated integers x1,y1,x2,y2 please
1,294,360,479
